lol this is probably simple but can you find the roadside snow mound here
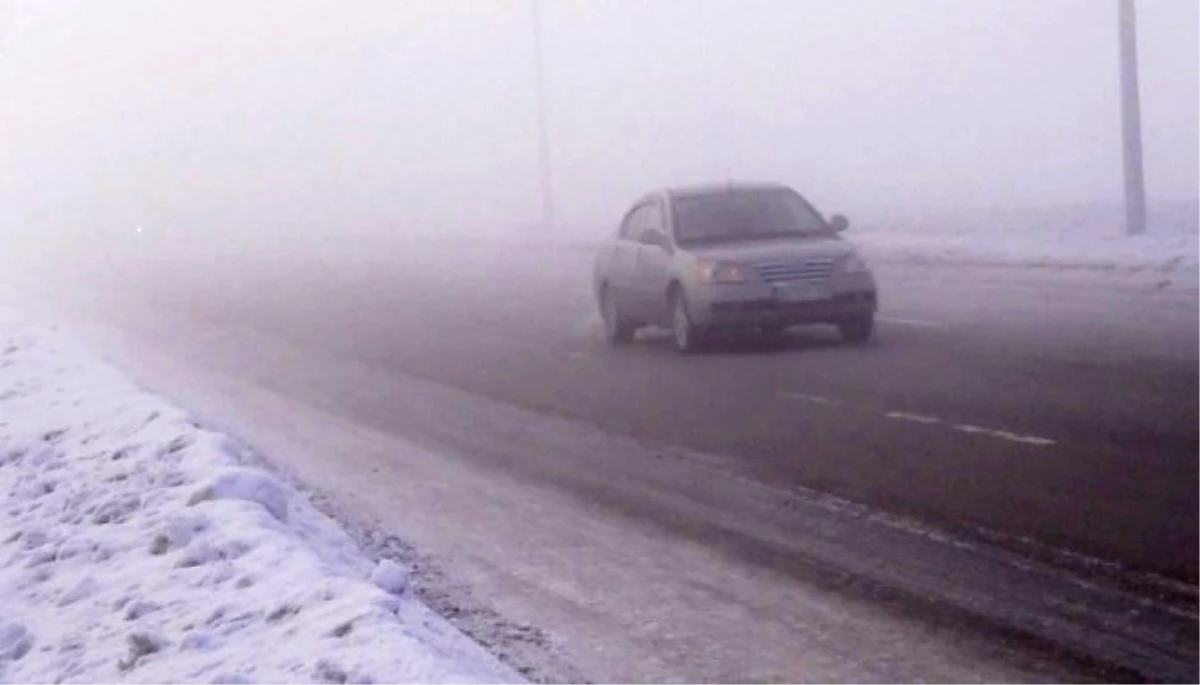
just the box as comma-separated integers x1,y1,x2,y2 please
853,202,1200,274
0,318,520,684
187,469,290,523
370,560,410,596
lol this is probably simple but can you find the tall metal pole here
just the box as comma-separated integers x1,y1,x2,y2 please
1118,0,1147,235
531,0,556,230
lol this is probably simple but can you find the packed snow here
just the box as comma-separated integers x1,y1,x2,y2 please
0,311,521,684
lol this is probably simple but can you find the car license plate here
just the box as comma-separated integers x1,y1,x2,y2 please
775,282,828,302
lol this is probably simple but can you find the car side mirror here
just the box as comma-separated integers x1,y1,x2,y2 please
830,215,849,232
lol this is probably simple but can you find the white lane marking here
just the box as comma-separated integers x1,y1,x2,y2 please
783,395,1058,447
884,411,942,425
781,392,842,407
877,316,947,328
953,424,1057,446
565,351,587,360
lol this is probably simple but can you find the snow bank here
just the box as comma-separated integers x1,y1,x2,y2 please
0,313,521,684
852,201,1199,273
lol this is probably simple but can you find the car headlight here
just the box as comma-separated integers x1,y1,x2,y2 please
841,254,870,274
695,260,749,284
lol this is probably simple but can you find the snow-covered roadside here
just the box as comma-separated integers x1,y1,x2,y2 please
0,312,521,684
853,225,1198,274
840,201,1199,274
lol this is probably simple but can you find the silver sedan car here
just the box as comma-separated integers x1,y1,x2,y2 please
593,183,878,352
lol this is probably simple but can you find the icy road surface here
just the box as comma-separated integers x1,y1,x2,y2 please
3,226,1197,682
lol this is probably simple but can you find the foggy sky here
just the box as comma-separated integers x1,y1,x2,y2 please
0,0,1196,245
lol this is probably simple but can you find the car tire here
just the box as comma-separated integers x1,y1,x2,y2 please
671,289,705,354
838,314,874,344
601,288,636,345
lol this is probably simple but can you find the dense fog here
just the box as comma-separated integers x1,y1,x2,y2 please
0,0,1196,264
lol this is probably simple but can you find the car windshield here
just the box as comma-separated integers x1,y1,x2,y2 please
672,189,832,246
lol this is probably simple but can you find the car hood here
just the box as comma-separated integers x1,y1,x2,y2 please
685,236,856,263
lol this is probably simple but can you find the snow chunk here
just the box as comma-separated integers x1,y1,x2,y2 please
180,630,218,651
91,493,141,525
175,540,219,568
119,631,169,672
314,658,373,684
370,559,409,596
188,469,289,522
0,622,33,662
57,576,99,607
123,599,161,621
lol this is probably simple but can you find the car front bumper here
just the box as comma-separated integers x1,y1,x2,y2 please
689,273,878,330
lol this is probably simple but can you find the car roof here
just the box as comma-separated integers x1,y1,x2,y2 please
664,181,791,201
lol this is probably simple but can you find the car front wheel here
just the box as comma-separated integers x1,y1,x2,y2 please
601,288,635,345
671,290,705,353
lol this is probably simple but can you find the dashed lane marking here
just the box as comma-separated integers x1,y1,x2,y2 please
952,423,1057,446
781,393,843,408
884,411,942,425
784,395,1058,447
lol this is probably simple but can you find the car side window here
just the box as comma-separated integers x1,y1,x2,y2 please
635,201,670,248
624,208,643,241
620,204,647,241
643,203,662,241
621,203,651,242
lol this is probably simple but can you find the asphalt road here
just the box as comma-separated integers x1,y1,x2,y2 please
127,241,1197,578
8,239,1198,680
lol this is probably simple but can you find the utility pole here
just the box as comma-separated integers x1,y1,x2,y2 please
531,0,556,230
1118,0,1147,235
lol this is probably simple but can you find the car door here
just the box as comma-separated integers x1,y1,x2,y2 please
631,199,674,324
604,205,644,315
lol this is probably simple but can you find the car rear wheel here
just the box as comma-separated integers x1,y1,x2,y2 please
671,290,705,353
601,288,635,345
838,314,874,344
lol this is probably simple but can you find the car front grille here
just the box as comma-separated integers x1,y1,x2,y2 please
752,257,835,284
